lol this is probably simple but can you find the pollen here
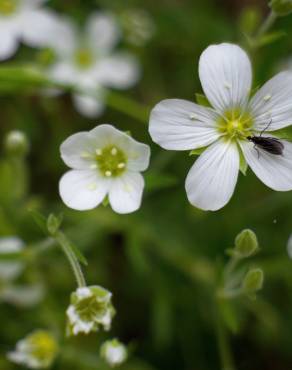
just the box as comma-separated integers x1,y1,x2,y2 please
117,162,125,169
263,94,272,102
92,145,127,178
111,147,118,156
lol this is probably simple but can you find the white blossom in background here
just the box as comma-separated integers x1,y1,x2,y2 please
287,234,292,259
149,43,292,211
0,236,24,280
66,285,115,336
59,124,150,214
47,12,140,118
0,0,61,61
100,339,128,367
8,330,58,369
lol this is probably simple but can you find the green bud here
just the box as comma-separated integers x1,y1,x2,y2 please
242,268,264,294
47,214,63,236
269,0,292,15
234,229,259,258
4,130,29,157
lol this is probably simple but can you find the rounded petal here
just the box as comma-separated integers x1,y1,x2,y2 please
249,72,292,131
86,12,120,52
109,172,144,214
73,94,105,118
199,43,252,113
94,54,140,89
59,170,110,211
239,138,292,191
149,99,221,150
185,140,239,211
60,132,97,170
89,124,151,171
0,27,18,61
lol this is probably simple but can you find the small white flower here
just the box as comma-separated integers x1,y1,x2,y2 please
149,43,292,211
8,330,58,369
47,12,140,118
287,234,292,259
66,285,115,336
0,236,24,281
59,124,150,214
100,339,128,367
0,0,61,61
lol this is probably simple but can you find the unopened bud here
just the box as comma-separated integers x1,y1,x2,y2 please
4,130,29,157
269,0,292,15
234,229,259,258
242,268,264,294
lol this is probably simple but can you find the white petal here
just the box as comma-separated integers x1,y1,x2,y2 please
239,138,292,191
109,172,144,214
95,54,140,89
86,12,120,52
0,26,18,61
60,132,97,169
20,9,62,48
89,125,151,171
73,94,105,118
59,170,109,211
185,140,239,211
199,43,252,113
249,72,292,131
149,99,221,150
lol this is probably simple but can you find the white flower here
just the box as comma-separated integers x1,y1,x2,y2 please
8,330,58,369
0,236,24,281
149,43,292,211
0,0,61,61
100,339,128,367
47,12,140,118
66,286,115,336
59,124,150,214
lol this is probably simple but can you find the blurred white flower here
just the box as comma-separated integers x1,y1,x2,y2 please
0,284,44,307
0,236,24,280
47,12,140,118
0,0,61,61
287,234,292,258
8,330,58,369
100,339,128,367
149,43,292,211
66,285,115,336
59,124,150,214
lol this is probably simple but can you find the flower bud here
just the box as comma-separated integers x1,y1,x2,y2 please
4,130,30,157
242,268,264,294
269,0,292,15
100,339,128,367
7,330,58,369
234,229,258,258
66,286,115,336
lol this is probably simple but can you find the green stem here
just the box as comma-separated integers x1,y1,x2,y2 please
254,11,277,41
54,231,86,288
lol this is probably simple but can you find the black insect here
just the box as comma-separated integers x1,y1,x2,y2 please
247,119,284,156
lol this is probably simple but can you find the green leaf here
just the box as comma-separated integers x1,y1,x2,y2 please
29,209,48,234
195,93,211,107
145,172,178,191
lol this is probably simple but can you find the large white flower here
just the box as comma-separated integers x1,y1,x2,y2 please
149,43,292,211
47,12,140,118
59,124,150,214
0,0,61,61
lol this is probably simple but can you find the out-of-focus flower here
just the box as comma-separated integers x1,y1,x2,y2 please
149,43,292,211
59,124,150,214
269,0,292,16
7,330,58,369
0,0,61,61
100,339,128,367
4,130,30,157
0,284,44,307
66,285,115,336
0,236,24,281
120,8,155,46
46,12,140,118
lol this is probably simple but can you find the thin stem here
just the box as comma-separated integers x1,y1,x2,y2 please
54,231,86,288
216,308,236,370
256,11,277,39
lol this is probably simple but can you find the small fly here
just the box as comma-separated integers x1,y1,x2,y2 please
247,119,284,156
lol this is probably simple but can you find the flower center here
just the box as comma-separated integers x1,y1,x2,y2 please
217,108,253,140
0,0,17,15
95,145,127,178
74,48,94,69
27,332,58,364
75,295,107,322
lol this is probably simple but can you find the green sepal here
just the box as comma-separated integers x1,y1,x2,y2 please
102,196,109,207
189,147,207,156
195,93,211,107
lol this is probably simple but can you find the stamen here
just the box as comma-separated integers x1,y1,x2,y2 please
111,147,118,156
117,162,125,169
105,171,112,177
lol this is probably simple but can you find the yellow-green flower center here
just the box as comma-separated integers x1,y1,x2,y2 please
75,295,108,322
95,145,127,178
0,0,17,15
26,331,58,366
74,48,94,69
217,108,253,141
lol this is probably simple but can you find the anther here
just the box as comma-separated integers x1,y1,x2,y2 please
95,148,102,156
117,162,125,169
111,147,118,156
105,170,112,177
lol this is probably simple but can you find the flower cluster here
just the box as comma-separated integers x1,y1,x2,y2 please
66,285,115,336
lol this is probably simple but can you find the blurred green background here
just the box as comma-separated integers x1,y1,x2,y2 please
1,0,292,369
